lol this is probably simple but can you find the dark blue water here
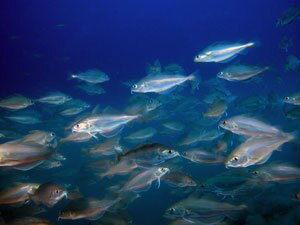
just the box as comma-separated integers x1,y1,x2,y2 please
0,1,300,225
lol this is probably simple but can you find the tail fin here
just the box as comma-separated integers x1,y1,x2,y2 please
69,74,77,80
187,71,200,91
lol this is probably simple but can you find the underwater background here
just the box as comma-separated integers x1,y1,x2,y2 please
0,1,300,225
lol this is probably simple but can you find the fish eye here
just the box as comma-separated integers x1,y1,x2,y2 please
159,167,166,172
285,97,290,100
252,171,258,175
168,149,173,154
55,189,60,193
170,208,175,212
233,156,239,161
132,84,138,89
50,132,55,136
75,124,80,128
222,120,227,125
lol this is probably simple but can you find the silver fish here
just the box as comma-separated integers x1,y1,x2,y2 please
71,69,109,84
225,133,294,168
120,167,169,193
0,95,33,110
194,42,254,63
72,113,139,138
284,92,300,106
36,91,72,105
217,64,269,81
131,72,199,94
219,115,281,137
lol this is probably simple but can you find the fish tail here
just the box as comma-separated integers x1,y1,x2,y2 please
188,71,200,91
70,74,77,79
245,42,255,47
289,130,300,144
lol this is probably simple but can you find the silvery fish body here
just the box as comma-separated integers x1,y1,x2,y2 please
194,42,254,63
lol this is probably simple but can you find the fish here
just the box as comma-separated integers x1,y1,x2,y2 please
30,182,67,207
179,128,224,146
117,143,179,166
20,130,57,148
276,6,300,27
0,139,56,170
284,92,300,106
131,72,199,94
36,91,72,105
71,69,110,84
165,196,246,222
194,42,254,63
250,162,300,183
8,217,54,225
162,171,197,188
124,94,162,115
182,149,225,164
58,197,120,220
76,83,106,95
124,127,157,142
119,167,169,193
219,115,281,137
0,95,33,110
0,183,40,205
59,99,90,116
86,136,122,156
203,99,228,119
99,160,138,178
217,64,269,81
285,55,300,71
225,133,294,168
72,112,139,138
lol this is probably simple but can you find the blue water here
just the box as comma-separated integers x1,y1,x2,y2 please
0,1,300,225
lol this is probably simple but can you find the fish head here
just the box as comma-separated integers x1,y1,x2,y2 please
37,182,67,206
165,206,187,219
219,119,237,132
283,96,296,105
50,185,67,202
194,51,212,62
131,82,147,93
58,209,76,219
184,177,197,187
225,153,248,168
155,167,170,177
146,98,161,112
160,147,180,160
217,71,230,79
45,131,58,148
72,120,90,133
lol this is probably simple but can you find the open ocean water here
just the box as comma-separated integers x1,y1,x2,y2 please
0,1,300,225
